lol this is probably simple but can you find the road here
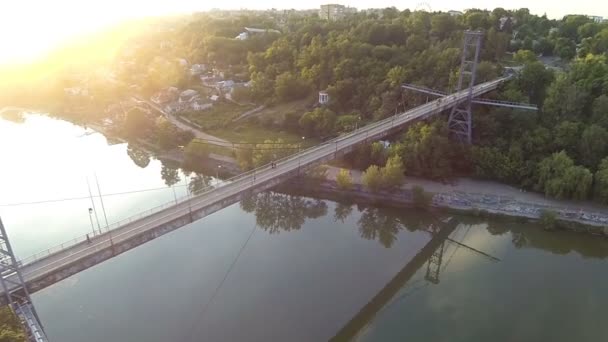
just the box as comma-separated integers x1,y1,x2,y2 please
3,78,508,295
136,97,232,147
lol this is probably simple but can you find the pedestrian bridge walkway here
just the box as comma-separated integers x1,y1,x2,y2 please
1,77,509,299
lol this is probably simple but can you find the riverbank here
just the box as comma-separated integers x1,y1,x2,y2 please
284,174,608,237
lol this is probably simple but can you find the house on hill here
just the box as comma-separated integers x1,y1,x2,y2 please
235,27,281,40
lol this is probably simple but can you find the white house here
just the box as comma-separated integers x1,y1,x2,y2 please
191,99,213,111
179,89,200,103
235,27,281,40
217,80,235,91
319,91,330,105
448,10,463,17
588,15,604,23
190,64,207,76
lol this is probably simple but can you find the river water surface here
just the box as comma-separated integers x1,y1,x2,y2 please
1,114,608,341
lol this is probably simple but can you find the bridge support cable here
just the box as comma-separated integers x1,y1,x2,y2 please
0,218,48,342
448,30,483,144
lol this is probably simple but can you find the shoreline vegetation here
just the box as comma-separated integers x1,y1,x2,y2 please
3,109,608,235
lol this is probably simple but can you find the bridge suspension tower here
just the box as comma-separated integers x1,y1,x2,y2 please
448,30,483,144
401,30,538,144
0,218,48,342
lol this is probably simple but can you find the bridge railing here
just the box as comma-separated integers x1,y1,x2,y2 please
17,78,509,267
17,140,335,266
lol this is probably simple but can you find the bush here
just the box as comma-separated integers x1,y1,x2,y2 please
412,186,432,209
336,169,353,190
362,165,383,191
540,209,558,231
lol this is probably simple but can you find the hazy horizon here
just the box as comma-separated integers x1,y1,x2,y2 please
1,0,606,64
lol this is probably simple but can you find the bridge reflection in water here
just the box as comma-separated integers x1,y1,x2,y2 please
330,217,499,342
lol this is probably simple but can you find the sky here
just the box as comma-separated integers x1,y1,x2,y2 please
0,0,606,64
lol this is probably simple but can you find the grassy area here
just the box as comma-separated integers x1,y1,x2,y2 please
253,99,312,122
179,101,256,130
209,122,319,145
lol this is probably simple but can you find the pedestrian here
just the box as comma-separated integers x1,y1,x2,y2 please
86,234,91,244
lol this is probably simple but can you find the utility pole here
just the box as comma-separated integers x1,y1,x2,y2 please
94,173,113,248
86,176,101,234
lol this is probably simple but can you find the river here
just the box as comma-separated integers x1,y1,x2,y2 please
1,114,607,341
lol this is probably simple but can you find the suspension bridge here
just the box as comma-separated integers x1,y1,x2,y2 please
0,31,536,341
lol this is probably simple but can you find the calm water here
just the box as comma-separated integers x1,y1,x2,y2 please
1,114,608,341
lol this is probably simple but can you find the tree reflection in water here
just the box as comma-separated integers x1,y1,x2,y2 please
127,144,151,168
240,192,328,234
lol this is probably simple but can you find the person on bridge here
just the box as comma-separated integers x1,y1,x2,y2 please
86,234,91,244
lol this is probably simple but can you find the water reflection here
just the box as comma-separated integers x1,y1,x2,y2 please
240,193,328,233
127,143,151,168
241,194,442,248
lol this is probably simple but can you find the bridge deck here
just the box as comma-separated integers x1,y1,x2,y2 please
3,78,508,296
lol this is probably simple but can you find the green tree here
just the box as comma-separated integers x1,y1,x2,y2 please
513,49,538,64
336,168,353,190
517,61,553,104
553,121,581,156
274,72,309,102
182,140,209,172
591,95,608,128
0,307,26,342
126,144,151,168
362,165,383,191
236,147,254,171
539,209,558,231
161,164,180,187
381,155,405,188
579,124,608,169
594,158,608,203
299,108,336,137
412,185,432,209
123,108,152,139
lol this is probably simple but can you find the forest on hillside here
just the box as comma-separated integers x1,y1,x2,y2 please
2,8,608,202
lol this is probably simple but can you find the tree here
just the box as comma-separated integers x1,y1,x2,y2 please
579,124,608,169
381,155,405,188
412,185,432,209
362,165,383,191
517,61,553,104
539,210,558,231
0,306,26,342
591,95,608,128
594,158,608,203
553,121,581,156
235,147,254,171
124,108,152,139
274,72,309,102
542,75,589,123
182,140,209,172
161,164,180,187
513,49,538,64
554,37,576,60
299,108,336,138
336,169,353,190
156,116,179,150
126,144,151,168
536,151,592,199
391,121,455,180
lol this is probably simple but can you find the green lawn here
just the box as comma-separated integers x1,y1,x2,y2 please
253,98,313,122
179,102,256,130
209,122,319,146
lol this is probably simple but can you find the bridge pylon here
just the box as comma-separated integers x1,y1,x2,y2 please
448,30,483,144
0,218,48,342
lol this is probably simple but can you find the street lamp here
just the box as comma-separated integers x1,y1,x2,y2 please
298,136,305,175
88,208,95,237
216,165,222,184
